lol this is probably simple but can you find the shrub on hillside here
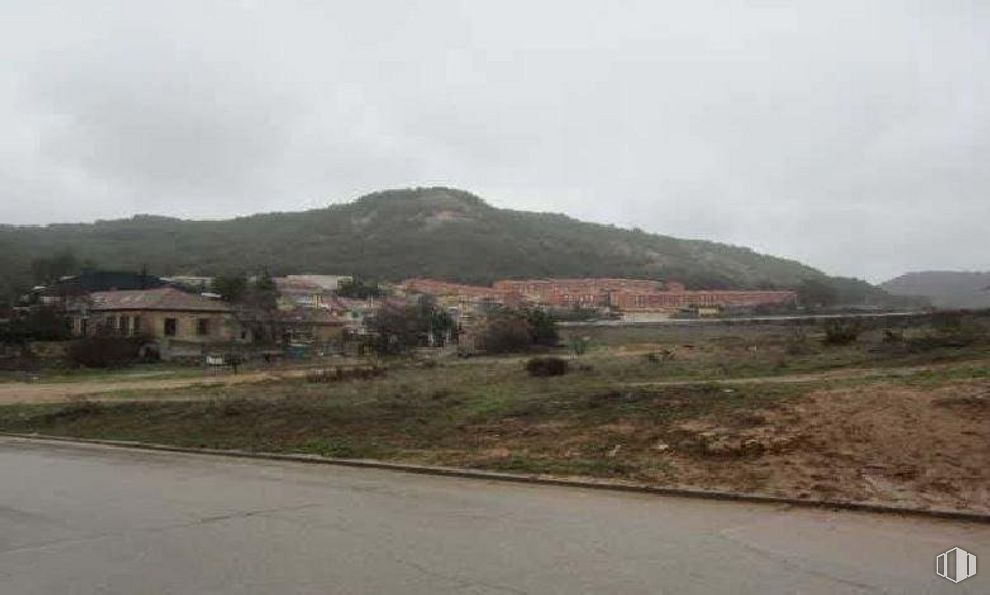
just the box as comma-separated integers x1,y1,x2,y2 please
365,297,456,356
526,309,559,347
477,315,535,354
525,356,569,377
477,309,560,354
822,319,860,346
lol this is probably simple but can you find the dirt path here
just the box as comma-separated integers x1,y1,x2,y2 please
0,370,311,404
0,360,974,405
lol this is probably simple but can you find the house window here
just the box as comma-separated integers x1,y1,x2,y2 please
164,318,177,337
132,317,142,334
196,318,210,336
119,316,130,336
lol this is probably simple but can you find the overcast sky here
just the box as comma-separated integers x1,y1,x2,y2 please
2,1,987,282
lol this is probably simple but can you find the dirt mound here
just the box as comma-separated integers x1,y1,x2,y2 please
669,380,990,513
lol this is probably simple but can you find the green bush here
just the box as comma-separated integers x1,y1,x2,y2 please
68,336,146,368
822,319,859,345
478,315,533,353
526,309,559,347
0,306,71,343
478,309,560,354
525,356,569,377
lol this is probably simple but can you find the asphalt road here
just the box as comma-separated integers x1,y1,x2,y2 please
0,437,986,594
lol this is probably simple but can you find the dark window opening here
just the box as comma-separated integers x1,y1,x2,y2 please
164,318,177,337
197,318,210,336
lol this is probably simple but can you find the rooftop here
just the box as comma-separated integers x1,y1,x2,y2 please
81,288,232,313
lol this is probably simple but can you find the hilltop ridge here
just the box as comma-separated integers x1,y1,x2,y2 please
1,187,888,303
882,271,990,309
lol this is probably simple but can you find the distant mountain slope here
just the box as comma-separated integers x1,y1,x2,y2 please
2,187,887,302
881,271,990,309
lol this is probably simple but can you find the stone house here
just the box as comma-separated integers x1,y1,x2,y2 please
68,288,251,359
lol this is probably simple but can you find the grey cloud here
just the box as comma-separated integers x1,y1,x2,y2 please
0,0,988,281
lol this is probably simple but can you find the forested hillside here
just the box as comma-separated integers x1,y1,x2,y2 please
1,187,891,303
882,271,990,309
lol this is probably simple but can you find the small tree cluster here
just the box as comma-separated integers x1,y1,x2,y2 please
68,335,148,368
337,278,386,299
211,275,248,302
477,309,560,354
215,271,284,343
30,250,89,285
822,319,860,345
365,296,456,355
0,306,71,344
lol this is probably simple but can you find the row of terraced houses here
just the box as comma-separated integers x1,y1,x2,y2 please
400,278,796,314
34,272,796,361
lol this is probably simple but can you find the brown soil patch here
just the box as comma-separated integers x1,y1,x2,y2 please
662,380,990,513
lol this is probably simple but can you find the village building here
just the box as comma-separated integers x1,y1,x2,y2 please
282,274,353,291
273,275,355,310
67,287,250,359
401,279,520,305
409,277,798,316
399,279,523,328
270,275,375,341
326,296,377,335
278,309,347,345
274,276,333,310
493,278,661,308
34,271,165,306
608,286,797,312
161,275,214,292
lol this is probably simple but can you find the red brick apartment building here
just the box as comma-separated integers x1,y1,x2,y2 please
608,288,796,311
404,278,797,313
399,279,522,305
492,278,662,308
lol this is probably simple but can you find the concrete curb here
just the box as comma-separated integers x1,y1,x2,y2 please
3,431,988,524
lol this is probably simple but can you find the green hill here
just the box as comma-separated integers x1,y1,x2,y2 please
1,187,890,303
882,271,990,309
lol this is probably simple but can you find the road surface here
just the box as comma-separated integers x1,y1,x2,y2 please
0,437,986,594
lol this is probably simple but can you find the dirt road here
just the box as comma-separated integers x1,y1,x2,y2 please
0,369,311,404
0,361,979,404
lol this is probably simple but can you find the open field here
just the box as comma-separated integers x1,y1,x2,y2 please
1,313,988,514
